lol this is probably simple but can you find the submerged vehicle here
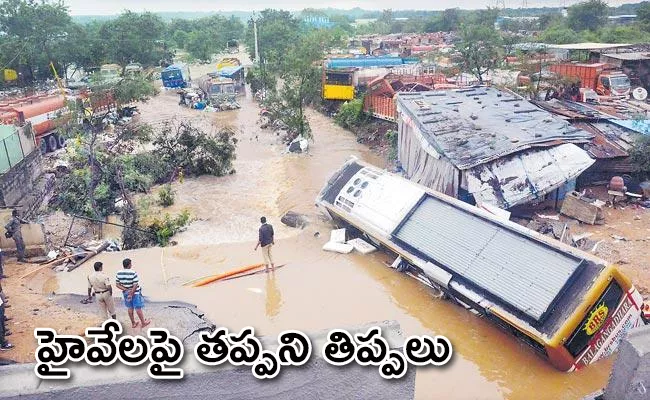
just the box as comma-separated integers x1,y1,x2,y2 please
316,157,647,371
161,64,190,89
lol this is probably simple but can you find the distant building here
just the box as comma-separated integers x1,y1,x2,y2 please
608,15,637,25
303,16,334,29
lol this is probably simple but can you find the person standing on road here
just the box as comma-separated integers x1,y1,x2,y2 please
115,258,150,329
86,261,117,321
254,216,275,271
4,210,27,263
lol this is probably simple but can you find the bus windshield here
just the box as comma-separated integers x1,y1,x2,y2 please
565,281,624,357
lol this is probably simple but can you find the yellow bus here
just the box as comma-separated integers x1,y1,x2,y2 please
316,158,647,371
322,68,355,101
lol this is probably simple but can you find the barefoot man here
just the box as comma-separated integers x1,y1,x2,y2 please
115,258,150,328
254,216,275,271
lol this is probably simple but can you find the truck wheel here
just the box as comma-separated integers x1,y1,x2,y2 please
47,135,59,152
39,140,48,154
57,134,66,148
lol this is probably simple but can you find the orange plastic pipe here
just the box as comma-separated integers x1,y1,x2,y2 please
191,263,265,287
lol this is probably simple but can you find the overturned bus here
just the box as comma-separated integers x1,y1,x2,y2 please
316,157,647,371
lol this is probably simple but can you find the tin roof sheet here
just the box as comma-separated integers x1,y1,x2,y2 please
610,119,650,135
393,195,585,322
396,88,594,169
547,43,631,51
466,143,595,209
601,52,650,61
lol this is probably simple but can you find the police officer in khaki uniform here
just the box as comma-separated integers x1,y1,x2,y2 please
86,261,116,320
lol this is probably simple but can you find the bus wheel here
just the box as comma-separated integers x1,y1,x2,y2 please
47,134,59,152
57,134,66,148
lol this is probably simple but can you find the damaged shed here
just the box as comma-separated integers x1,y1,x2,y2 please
395,87,595,209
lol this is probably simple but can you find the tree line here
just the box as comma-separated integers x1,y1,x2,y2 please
0,0,245,83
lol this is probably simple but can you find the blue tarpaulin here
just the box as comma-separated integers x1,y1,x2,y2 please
217,66,243,78
610,119,650,135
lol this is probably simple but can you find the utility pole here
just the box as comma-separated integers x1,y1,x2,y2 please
253,15,260,64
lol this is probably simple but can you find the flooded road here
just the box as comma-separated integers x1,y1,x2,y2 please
56,66,613,399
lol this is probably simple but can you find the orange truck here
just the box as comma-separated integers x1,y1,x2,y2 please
0,90,115,154
549,63,631,97
0,94,70,154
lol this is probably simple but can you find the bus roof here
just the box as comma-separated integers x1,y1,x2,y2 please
392,194,585,322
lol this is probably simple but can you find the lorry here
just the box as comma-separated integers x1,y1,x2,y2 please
0,90,117,154
0,95,70,154
196,74,239,110
549,63,631,98
161,64,190,89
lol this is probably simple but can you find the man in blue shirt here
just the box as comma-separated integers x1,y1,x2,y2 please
254,217,275,271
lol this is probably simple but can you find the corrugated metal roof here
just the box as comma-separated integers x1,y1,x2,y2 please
466,143,595,209
547,43,631,51
610,119,650,135
396,88,594,169
601,52,650,61
575,122,633,159
393,195,584,322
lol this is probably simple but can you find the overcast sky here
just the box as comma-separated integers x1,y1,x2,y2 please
64,0,635,15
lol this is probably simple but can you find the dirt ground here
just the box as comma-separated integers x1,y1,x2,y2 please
573,188,650,295
1,261,98,363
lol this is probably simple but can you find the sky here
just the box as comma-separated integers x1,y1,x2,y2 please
63,0,635,15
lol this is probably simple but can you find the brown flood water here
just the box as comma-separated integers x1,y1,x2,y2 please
57,69,612,399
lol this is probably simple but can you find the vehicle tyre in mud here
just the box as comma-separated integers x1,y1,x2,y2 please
39,139,48,154
57,134,66,148
47,134,59,152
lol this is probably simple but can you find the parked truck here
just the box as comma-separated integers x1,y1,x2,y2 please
0,95,70,154
0,90,117,154
549,63,631,98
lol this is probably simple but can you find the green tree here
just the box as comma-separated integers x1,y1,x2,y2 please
172,30,189,49
637,2,650,30
439,8,461,32
567,0,609,31
0,0,73,80
457,23,502,84
538,24,580,44
245,9,300,67
100,11,167,68
185,30,213,62
263,30,339,140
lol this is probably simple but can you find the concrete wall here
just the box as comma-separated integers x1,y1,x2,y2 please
0,146,42,208
603,324,650,400
0,318,415,400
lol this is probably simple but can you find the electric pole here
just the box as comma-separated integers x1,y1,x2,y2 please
252,14,260,64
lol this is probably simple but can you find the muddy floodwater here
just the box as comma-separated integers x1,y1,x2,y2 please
57,66,613,399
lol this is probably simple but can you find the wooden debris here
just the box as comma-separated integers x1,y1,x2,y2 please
560,191,604,225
